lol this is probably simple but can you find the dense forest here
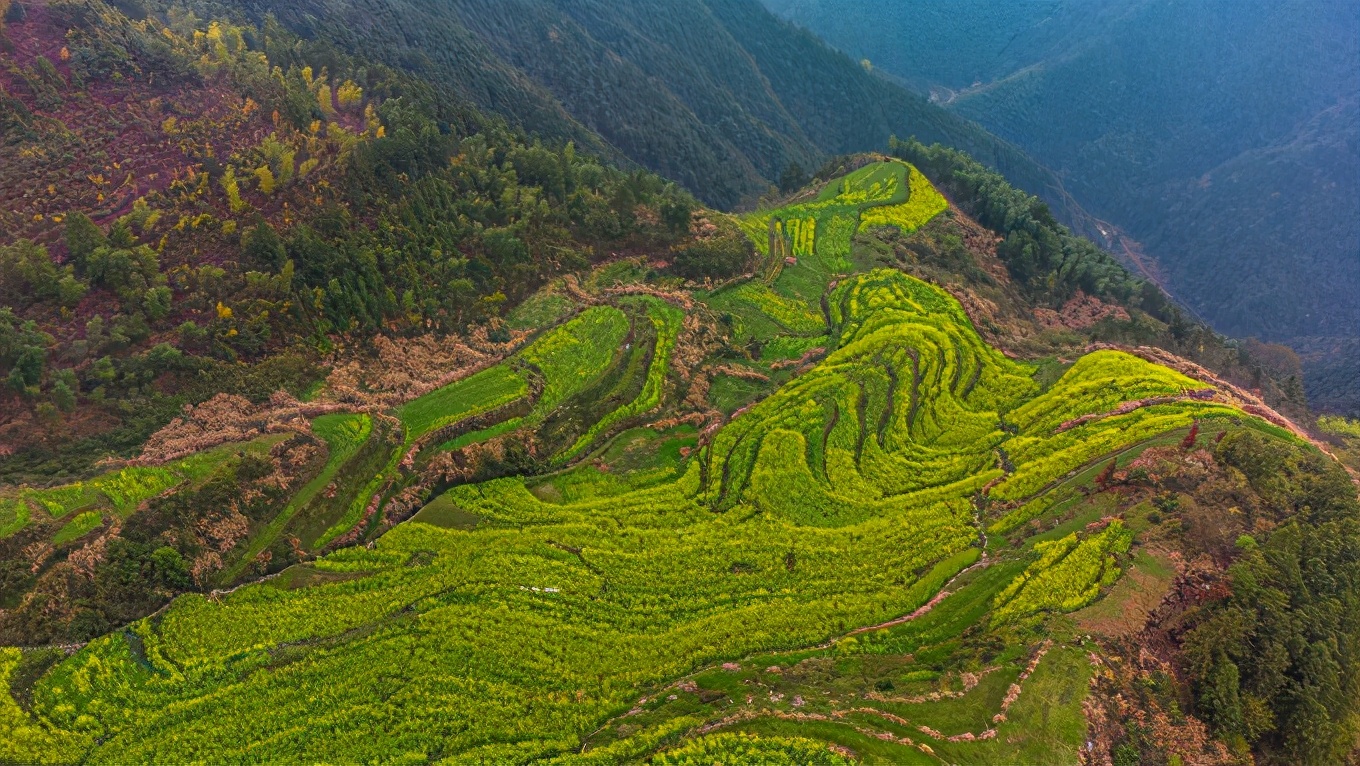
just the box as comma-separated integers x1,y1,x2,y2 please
202,0,1098,228
0,0,732,483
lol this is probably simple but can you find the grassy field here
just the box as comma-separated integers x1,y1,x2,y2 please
396,364,528,444
558,298,684,461
50,511,104,546
316,306,630,547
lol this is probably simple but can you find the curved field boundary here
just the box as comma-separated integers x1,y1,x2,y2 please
558,298,684,462
219,413,373,584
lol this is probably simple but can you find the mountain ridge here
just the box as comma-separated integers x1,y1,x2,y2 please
2,2,1359,764
762,0,1360,414
218,0,1102,226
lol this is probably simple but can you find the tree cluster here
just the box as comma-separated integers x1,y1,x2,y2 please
1181,431,1360,764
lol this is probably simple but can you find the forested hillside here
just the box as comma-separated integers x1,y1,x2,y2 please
763,0,1360,415
201,0,1093,224
2,1,1359,764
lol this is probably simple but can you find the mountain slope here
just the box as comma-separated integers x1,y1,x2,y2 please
3,3,1359,765
763,0,1360,413
0,0,721,649
10,154,1354,765
220,0,1092,222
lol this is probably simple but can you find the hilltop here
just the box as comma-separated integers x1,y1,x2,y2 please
763,0,1360,414
1,2,1358,765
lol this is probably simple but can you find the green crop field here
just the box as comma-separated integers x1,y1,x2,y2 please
857,165,949,233
396,364,528,444
317,306,631,546
0,162,1316,765
711,160,954,364
559,298,684,461
0,438,278,544
220,413,375,585
522,305,631,418
50,511,104,546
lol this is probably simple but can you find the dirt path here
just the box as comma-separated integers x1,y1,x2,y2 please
851,504,990,637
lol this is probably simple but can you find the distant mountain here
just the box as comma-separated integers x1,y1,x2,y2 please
764,0,1360,413
223,0,1089,218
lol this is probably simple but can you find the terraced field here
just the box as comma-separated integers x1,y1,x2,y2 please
0,161,1311,763
0,437,282,545
314,305,630,547
218,413,374,584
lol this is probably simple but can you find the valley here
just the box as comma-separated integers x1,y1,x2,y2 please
1,2,1358,764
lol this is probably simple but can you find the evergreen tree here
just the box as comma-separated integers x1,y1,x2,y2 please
779,161,809,193
64,212,106,272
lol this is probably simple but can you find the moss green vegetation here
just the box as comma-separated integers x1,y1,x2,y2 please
319,363,527,548
1318,415,1360,472
714,283,824,336
531,426,698,504
0,497,31,540
395,364,528,444
521,306,631,418
1318,415,1360,439
436,417,524,452
506,290,575,331
51,511,103,546
761,333,828,361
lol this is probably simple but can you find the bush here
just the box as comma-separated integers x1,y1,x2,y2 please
669,224,754,280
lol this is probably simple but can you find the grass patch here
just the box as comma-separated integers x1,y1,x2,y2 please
522,306,631,419
506,290,574,330
0,498,32,540
929,647,1092,765
709,371,771,415
436,417,524,452
409,494,482,530
397,365,527,444
52,511,103,546
1072,548,1176,637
